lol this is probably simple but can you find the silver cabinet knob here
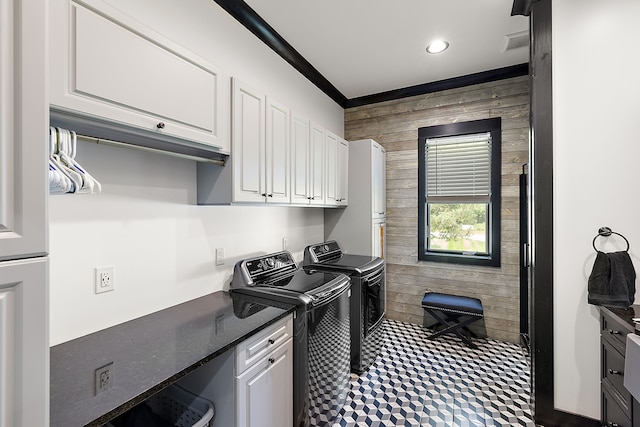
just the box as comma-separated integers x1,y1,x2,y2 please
156,122,165,129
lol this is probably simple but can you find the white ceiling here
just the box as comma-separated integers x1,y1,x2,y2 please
243,0,530,99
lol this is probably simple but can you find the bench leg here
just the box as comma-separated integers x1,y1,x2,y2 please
424,308,481,348
428,312,479,338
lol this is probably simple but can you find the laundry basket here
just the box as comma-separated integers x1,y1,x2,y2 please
146,384,215,427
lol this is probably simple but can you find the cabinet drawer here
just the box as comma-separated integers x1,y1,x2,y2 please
602,311,632,353
603,338,633,414
236,315,293,373
603,383,633,427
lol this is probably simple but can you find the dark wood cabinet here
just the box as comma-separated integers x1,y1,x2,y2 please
600,307,640,427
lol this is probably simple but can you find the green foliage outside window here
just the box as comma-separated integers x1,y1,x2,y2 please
428,203,487,253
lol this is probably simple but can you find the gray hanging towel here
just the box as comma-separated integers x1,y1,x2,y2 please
588,251,636,307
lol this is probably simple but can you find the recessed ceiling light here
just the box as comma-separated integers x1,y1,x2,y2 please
426,40,449,54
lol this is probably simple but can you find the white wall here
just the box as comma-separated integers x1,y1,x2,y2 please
48,0,343,345
553,0,640,418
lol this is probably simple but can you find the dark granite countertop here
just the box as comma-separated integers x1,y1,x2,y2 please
50,291,292,427
601,304,640,334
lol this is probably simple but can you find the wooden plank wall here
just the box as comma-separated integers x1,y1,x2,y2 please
344,75,529,343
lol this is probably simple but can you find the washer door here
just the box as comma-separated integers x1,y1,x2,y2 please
307,286,350,425
364,266,385,336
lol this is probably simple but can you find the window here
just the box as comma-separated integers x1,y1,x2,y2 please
418,118,501,266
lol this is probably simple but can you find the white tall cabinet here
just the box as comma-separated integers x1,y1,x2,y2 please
0,0,49,425
325,139,386,257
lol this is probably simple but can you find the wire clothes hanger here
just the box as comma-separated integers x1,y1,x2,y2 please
592,226,630,252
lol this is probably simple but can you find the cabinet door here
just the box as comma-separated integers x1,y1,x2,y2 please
290,113,311,205
50,0,230,152
372,142,386,217
372,219,386,259
0,258,49,427
337,138,349,206
265,98,290,204
236,338,293,427
324,132,339,206
0,0,48,261
309,123,326,206
232,79,266,203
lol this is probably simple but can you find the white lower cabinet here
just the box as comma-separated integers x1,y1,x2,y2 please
236,315,293,427
236,338,293,427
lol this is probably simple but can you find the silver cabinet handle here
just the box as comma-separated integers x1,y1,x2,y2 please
608,329,621,335
608,369,622,375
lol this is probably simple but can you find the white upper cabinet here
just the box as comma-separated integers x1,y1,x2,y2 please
49,0,230,153
325,132,339,206
289,115,346,207
290,113,311,205
231,79,290,204
232,79,266,203
309,122,326,206
0,0,48,261
324,132,349,207
265,98,290,204
337,138,349,206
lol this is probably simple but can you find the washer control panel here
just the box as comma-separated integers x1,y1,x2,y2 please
305,240,342,263
245,251,296,279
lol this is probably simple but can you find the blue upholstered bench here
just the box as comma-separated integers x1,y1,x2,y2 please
421,292,484,348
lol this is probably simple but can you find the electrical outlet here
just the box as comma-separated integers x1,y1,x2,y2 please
95,266,115,294
215,248,225,266
282,237,287,250
95,362,113,395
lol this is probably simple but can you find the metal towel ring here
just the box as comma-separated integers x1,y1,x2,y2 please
592,226,630,252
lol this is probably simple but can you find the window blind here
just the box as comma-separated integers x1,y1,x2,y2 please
425,132,491,203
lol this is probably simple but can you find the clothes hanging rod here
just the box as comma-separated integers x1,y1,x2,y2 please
76,133,226,166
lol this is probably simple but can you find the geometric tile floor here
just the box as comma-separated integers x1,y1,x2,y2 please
330,319,535,427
